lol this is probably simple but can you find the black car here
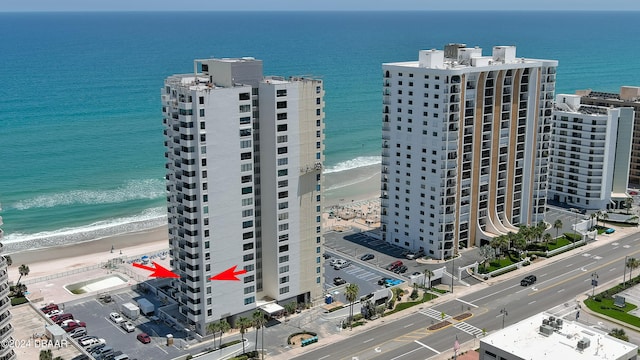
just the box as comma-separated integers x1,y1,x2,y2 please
333,277,347,286
323,253,331,259
520,275,537,286
394,265,408,274
377,277,390,285
360,253,375,261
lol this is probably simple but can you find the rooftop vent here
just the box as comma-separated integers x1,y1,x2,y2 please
577,338,591,350
539,324,554,336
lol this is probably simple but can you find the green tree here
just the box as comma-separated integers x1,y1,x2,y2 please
252,310,267,357
236,316,252,355
478,245,496,272
518,225,533,246
39,349,52,360
534,221,546,244
206,321,220,348
345,283,359,329
553,219,563,241
627,258,639,280
3,255,11,267
217,319,230,350
423,268,434,289
17,264,30,285
601,211,609,226
625,197,633,215
512,233,527,255
490,235,509,258
543,233,553,251
609,328,629,342
284,302,297,319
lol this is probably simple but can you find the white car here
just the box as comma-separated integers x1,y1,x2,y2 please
120,321,135,333
45,309,63,318
80,337,105,347
109,312,124,324
61,319,80,327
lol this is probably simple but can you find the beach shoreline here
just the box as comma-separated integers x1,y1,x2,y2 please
4,165,382,280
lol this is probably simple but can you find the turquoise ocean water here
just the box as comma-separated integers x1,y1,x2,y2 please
1,11,639,250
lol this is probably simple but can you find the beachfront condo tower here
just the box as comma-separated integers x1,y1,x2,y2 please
548,94,634,211
162,58,324,335
0,212,16,360
381,44,557,259
576,86,640,188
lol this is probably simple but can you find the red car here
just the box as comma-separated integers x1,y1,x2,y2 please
41,304,59,313
51,313,73,324
137,333,151,344
63,321,87,332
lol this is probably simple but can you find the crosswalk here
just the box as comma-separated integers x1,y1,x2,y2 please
454,322,483,336
419,308,451,321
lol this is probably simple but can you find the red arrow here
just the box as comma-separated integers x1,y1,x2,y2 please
209,266,247,281
133,261,180,278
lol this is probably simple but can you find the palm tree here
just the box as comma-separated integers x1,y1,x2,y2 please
218,319,230,350
17,264,30,285
543,233,553,251
512,234,527,255
553,219,563,242
345,283,359,329
236,316,252,355
627,258,639,281
423,269,434,289
518,226,532,246
3,255,11,267
601,211,609,226
207,321,220,347
284,302,297,319
490,235,509,258
478,245,496,272
534,221,546,244
39,349,52,360
625,197,633,215
252,310,267,356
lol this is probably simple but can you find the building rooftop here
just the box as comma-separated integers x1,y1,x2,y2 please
481,312,637,360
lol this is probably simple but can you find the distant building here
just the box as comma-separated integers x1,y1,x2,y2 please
480,312,638,360
0,212,16,360
577,86,640,188
162,58,324,335
549,94,633,210
381,44,557,259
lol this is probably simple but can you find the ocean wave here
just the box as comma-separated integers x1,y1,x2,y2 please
323,156,381,174
2,207,167,252
325,172,380,191
12,178,166,210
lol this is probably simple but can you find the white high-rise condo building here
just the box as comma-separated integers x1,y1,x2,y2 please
549,94,634,210
381,44,557,259
162,58,325,335
0,210,17,360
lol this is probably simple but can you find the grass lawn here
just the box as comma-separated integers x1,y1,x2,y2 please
547,237,571,250
584,297,640,327
387,293,438,315
481,256,519,273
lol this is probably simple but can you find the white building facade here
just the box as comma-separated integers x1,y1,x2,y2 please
0,213,16,360
381,44,557,259
549,94,634,210
162,58,324,334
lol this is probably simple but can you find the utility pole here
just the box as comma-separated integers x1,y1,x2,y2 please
450,250,455,294
623,255,629,288
571,208,579,248
591,272,599,297
500,308,508,329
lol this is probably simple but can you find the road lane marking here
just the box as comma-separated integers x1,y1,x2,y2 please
319,355,330,360
558,289,565,293
455,298,478,308
565,263,574,267
403,323,414,328
363,338,374,343
469,284,520,303
414,340,441,354
610,268,616,272
390,347,421,360
541,273,548,277
528,301,536,305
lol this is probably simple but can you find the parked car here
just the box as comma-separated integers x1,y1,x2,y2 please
323,253,332,259
360,253,375,261
86,341,107,352
520,275,537,286
109,312,124,324
41,304,59,313
120,321,135,333
91,346,113,360
393,265,408,274
334,260,351,270
51,313,73,324
377,277,390,285
386,260,403,271
71,355,90,360
69,327,87,338
137,333,151,344
45,309,63,318
605,228,615,234
406,250,425,260
63,321,87,332
62,319,81,327
333,277,347,286
384,279,403,287
81,337,104,348
329,258,340,266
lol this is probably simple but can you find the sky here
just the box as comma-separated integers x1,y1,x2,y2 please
1,0,640,12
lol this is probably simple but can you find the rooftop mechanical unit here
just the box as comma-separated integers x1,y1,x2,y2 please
577,338,591,350
539,324,554,336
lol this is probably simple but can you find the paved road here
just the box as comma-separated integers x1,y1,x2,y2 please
292,230,640,360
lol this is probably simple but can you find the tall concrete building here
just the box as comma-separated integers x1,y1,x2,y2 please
162,58,324,334
381,44,557,259
0,211,16,360
577,86,640,188
549,94,634,210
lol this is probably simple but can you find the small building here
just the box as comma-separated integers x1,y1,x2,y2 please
480,312,637,360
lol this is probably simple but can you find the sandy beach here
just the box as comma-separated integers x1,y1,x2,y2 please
4,165,382,281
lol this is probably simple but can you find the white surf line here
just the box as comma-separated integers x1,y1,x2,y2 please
363,338,375,343
403,323,414,328
456,298,478,308
414,340,441,354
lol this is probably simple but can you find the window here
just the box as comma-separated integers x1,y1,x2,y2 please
239,105,251,113
241,187,253,194
279,245,289,253
279,265,289,273
200,122,205,130
278,223,289,231
243,243,254,251
244,275,255,283
202,170,207,178
277,89,287,97
277,135,287,143
199,96,204,104
241,152,251,160
240,129,251,137
277,113,287,120
277,101,287,109
240,116,251,125
278,234,289,242
242,198,253,206
242,209,253,217
240,140,251,149
278,169,288,177
278,158,288,166
277,124,287,132
280,276,289,284
277,147,288,154
239,92,250,100
242,220,253,229
244,286,254,294
278,180,288,188
199,109,205,117
244,297,255,305
279,255,289,263
278,213,289,221
278,201,288,210
279,286,289,295
243,254,254,261
316,109,321,116
243,231,253,240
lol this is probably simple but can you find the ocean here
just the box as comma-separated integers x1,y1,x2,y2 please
1,11,639,252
